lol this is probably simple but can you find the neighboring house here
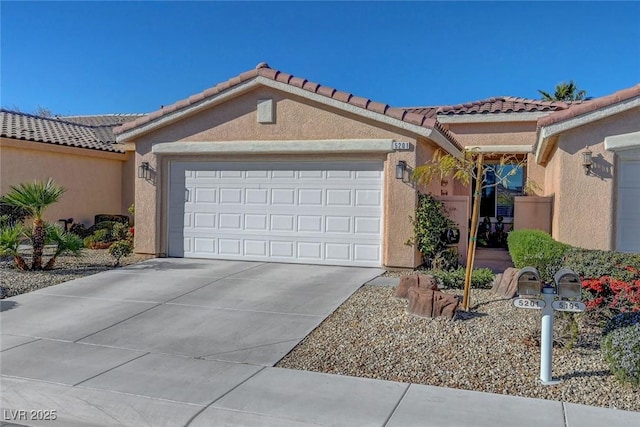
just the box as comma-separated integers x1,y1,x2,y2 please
0,110,143,226
112,63,639,268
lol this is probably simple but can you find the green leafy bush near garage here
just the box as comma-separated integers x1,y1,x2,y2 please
410,193,459,270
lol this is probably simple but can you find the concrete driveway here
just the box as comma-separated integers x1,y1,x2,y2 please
1,259,383,426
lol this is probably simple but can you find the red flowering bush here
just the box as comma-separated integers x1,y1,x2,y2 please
582,266,640,319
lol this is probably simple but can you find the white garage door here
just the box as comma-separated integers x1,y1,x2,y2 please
168,161,384,267
617,156,640,253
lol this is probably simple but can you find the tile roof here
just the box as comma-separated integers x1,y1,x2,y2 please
0,110,129,153
537,84,640,128
60,114,146,127
405,97,569,116
114,63,462,151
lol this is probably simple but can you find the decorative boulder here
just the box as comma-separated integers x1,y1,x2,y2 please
491,267,520,298
407,287,459,320
395,274,439,299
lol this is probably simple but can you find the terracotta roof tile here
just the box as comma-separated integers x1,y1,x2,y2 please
60,114,145,127
113,63,462,151
316,85,336,98
405,96,569,117
537,84,640,128
289,76,307,88
368,101,388,115
386,107,407,121
332,90,352,103
350,95,369,109
302,81,320,93
1,110,131,153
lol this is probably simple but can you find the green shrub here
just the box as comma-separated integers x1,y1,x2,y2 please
602,313,640,388
109,239,133,266
111,222,129,241
93,229,111,243
94,214,129,225
507,229,570,280
83,229,110,248
410,193,458,269
423,267,495,289
69,223,91,238
562,247,640,281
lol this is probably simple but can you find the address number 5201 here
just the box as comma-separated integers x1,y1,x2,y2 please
513,298,545,309
393,141,411,150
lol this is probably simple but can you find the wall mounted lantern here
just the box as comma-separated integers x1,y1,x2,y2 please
395,161,406,180
138,161,150,180
581,146,593,175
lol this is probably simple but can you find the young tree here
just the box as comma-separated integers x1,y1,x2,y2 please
413,150,527,311
1,179,66,269
538,80,588,101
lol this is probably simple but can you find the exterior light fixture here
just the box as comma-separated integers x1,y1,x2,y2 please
138,161,150,179
395,161,406,180
581,146,593,175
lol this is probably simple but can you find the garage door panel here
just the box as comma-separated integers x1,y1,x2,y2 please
617,158,640,253
170,161,383,266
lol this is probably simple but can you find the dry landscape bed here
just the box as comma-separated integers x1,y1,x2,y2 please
278,285,639,412
0,249,153,298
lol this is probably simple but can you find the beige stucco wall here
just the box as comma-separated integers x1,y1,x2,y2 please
443,121,538,147
130,87,434,267
120,151,135,216
0,138,128,226
514,196,552,233
544,107,640,250
436,195,470,264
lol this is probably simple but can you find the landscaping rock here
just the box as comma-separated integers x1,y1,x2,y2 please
492,267,520,298
407,287,459,319
395,274,439,298
490,273,503,293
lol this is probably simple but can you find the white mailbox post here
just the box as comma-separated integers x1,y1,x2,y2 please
513,267,585,385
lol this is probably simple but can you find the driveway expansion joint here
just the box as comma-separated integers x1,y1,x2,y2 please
184,366,267,427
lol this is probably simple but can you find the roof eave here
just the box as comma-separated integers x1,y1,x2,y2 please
115,76,463,158
535,96,640,164
437,111,551,124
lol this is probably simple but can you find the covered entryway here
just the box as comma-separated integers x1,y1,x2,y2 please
168,160,384,267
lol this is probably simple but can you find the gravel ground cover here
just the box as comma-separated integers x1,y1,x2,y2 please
277,285,639,412
0,249,153,298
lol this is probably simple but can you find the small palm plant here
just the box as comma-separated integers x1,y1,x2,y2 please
43,224,83,270
1,179,65,270
0,224,29,271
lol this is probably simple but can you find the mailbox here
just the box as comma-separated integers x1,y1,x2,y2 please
517,267,543,296
554,269,582,300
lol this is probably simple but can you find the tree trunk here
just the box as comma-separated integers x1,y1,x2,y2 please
44,255,57,271
14,255,28,271
462,154,484,311
31,219,46,270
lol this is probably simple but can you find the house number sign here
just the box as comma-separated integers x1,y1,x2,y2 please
393,141,411,150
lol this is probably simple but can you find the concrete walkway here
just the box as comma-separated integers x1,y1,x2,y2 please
1,259,638,426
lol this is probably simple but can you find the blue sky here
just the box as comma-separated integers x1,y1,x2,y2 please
1,1,639,115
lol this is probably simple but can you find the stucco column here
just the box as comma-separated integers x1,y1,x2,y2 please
133,141,159,255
